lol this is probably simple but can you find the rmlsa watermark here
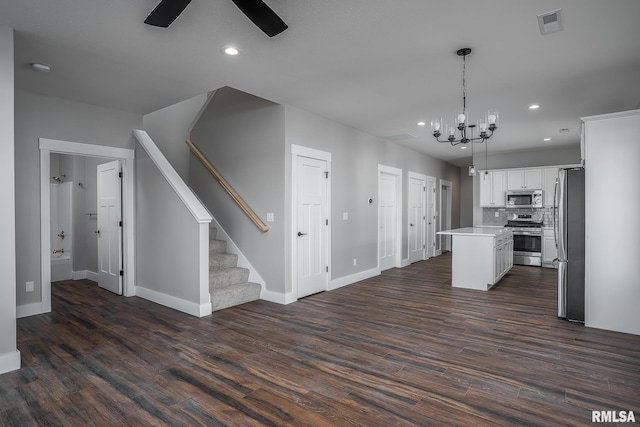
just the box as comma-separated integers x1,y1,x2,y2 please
592,410,635,423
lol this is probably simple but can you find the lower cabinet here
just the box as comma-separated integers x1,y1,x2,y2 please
542,228,558,268
494,234,513,282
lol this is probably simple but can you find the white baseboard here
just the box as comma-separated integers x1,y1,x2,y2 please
16,302,48,318
260,289,296,305
135,286,212,317
401,258,411,267
330,267,380,291
72,270,99,281
0,350,21,375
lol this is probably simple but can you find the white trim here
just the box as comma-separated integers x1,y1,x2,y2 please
260,289,297,305
378,164,403,270
16,302,47,318
133,129,212,224
330,267,380,290
0,350,21,375
39,138,136,317
439,179,453,252
136,286,212,318
581,108,640,122
72,270,99,281
290,144,332,301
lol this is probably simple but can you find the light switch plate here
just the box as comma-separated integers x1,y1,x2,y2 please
343,212,348,220
266,213,274,222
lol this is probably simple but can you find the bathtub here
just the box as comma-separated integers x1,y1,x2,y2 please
51,253,72,282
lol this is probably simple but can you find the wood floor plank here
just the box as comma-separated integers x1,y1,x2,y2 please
4,257,639,425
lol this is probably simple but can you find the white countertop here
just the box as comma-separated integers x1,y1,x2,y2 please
437,227,511,237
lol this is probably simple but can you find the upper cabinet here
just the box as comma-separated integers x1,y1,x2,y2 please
479,170,506,207
506,168,542,190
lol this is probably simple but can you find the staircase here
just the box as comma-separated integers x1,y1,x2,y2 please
209,226,261,311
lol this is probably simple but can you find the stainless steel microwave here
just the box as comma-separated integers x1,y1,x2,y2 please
506,190,543,208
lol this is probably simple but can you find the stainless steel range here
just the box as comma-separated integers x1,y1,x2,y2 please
505,214,542,266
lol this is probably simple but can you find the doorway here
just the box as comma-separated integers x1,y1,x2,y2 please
439,179,452,253
378,165,402,271
426,176,437,258
291,145,331,300
38,138,135,315
407,172,426,264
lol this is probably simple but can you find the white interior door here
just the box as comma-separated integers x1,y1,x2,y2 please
408,173,426,263
379,167,401,271
97,160,122,294
426,176,436,258
295,155,329,298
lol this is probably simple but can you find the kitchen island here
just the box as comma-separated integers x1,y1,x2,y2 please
437,227,513,290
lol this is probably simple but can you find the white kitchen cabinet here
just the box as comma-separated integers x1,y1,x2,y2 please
541,228,557,268
543,167,560,207
479,170,506,207
507,168,542,190
437,228,513,290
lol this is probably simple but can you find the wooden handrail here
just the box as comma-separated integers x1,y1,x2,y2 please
186,139,269,233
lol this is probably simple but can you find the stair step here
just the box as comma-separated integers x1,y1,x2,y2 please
209,239,227,254
210,282,261,311
209,267,250,290
210,253,238,270
209,226,218,240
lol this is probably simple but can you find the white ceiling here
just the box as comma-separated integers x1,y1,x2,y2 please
3,0,640,164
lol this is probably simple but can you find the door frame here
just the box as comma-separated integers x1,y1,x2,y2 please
426,175,437,258
39,138,135,314
439,179,453,253
407,171,427,263
378,164,402,270
291,144,332,302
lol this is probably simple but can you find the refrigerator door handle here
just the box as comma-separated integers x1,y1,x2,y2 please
557,169,567,261
553,178,559,248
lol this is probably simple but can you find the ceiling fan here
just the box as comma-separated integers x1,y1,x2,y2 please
144,0,288,37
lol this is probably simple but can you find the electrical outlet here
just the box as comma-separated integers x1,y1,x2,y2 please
266,213,274,222
495,211,499,217
26,281,34,292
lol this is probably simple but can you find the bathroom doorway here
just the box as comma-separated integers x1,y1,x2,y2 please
38,138,135,315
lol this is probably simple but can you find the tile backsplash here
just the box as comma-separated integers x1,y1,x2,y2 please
481,207,556,228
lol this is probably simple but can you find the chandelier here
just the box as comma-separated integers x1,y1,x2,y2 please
431,48,498,149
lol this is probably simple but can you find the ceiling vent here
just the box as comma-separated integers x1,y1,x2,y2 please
537,9,563,35
384,133,416,142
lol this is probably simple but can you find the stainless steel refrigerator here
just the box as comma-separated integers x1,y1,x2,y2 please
554,167,585,322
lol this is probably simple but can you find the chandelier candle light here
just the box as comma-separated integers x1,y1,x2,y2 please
431,48,498,176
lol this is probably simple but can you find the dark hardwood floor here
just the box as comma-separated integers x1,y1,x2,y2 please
4,253,640,426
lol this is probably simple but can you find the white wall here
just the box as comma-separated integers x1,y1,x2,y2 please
583,110,640,335
14,90,142,308
143,93,209,180
0,25,20,374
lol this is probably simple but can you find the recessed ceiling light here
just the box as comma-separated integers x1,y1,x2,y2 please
544,138,551,141
417,121,426,126
529,104,540,110
31,63,51,72
222,46,240,56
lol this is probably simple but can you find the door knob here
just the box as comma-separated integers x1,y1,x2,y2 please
297,232,307,237
94,230,100,235
410,224,414,227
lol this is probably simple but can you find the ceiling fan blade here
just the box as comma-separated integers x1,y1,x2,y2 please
145,0,192,28
231,0,288,37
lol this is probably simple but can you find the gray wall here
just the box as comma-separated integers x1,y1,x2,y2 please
189,87,286,294
14,90,141,307
0,25,18,369
135,145,203,303
142,93,208,181
284,105,461,289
